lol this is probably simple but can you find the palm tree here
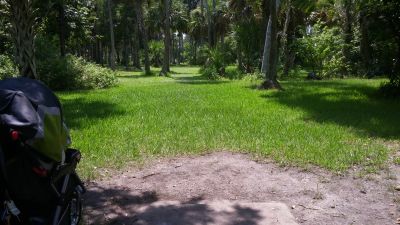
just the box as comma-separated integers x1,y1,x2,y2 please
188,8,206,64
6,0,38,79
171,1,188,64
214,6,230,45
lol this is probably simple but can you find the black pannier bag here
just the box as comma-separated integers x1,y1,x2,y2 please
0,78,85,225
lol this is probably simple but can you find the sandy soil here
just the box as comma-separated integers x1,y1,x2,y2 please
84,152,400,225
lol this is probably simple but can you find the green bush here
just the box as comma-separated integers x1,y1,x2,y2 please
38,55,117,90
201,45,227,79
36,35,117,90
295,23,346,78
0,54,17,79
200,66,219,80
148,40,164,67
379,79,400,98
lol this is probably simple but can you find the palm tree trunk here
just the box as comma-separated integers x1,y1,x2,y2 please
7,0,38,79
107,0,116,70
132,22,141,69
261,0,281,89
282,0,292,76
136,0,151,74
204,0,213,48
359,9,372,76
342,0,353,75
161,0,171,75
261,0,280,75
261,18,272,74
58,1,66,57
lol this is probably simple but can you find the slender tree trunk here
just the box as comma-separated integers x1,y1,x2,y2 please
99,41,103,65
123,38,129,69
237,44,243,71
261,0,281,89
7,0,38,79
204,0,213,48
107,0,116,70
282,0,292,76
180,33,184,63
261,19,272,74
194,40,197,64
136,0,150,74
171,33,175,64
342,0,353,75
359,9,372,76
161,0,171,75
58,1,66,57
212,0,216,47
261,0,280,75
132,21,141,69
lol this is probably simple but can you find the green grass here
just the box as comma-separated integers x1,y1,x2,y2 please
58,66,400,179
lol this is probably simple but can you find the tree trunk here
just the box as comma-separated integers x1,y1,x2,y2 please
58,1,66,57
107,0,116,70
123,38,129,69
7,0,38,79
212,0,216,47
204,0,213,48
261,0,281,89
237,44,243,71
194,40,197,64
282,0,292,76
136,0,150,74
261,0,280,75
132,21,141,69
359,9,372,76
177,32,183,64
171,33,175,64
161,0,171,75
99,41,104,65
261,18,272,74
341,0,353,75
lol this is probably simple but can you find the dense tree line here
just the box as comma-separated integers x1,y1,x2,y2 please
0,0,399,94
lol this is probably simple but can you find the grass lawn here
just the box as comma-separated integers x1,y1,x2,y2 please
58,66,400,179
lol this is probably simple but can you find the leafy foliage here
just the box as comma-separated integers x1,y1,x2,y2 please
201,45,227,79
36,36,117,90
0,54,17,79
295,22,346,78
148,40,164,67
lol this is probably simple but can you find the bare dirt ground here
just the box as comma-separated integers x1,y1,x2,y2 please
84,152,400,225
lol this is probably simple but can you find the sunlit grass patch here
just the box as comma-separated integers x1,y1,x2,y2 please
58,66,398,178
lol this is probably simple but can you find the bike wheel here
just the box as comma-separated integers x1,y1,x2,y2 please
59,186,83,225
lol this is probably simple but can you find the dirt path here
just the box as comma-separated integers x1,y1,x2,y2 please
84,152,400,225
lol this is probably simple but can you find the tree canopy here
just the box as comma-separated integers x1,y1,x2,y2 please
0,0,399,95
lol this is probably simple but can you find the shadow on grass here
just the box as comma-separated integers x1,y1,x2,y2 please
85,184,262,225
117,74,154,79
265,80,400,139
173,75,230,85
61,98,125,129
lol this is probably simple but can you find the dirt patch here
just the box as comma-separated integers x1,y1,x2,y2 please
84,152,400,225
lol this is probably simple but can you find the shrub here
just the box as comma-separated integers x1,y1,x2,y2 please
36,35,117,90
200,66,219,80
38,55,117,90
295,22,346,78
0,54,17,79
148,40,164,67
379,79,400,98
201,45,227,79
